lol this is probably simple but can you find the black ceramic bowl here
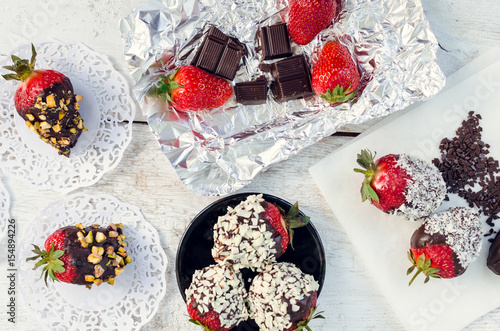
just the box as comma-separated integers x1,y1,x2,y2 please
175,192,326,330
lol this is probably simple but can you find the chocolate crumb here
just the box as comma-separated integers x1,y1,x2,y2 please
432,111,500,229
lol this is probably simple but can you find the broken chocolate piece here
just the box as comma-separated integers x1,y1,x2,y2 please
235,76,268,105
271,54,314,102
260,23,292,60
191,25,243,81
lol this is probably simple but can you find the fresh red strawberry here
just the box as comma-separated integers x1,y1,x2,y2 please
186,264,248,330
157,65,232,112
2,44,85,156
287,0,337,45
312,41,360,103
353,149,446,219
27,223,131,288
407,207,482,285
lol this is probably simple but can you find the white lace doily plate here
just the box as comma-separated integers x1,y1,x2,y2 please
0,41,135,193
0,179,10,243
17,193,168,331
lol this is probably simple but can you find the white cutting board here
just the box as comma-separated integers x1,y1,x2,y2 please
309,48,500,331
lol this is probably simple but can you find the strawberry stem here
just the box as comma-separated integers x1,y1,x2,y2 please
319,84,357,103
353,149,380,203
26,243,66,286
284,202,310,250
156,69,183,103
2,44,36,81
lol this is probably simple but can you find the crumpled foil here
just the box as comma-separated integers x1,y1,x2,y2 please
120,0,445,196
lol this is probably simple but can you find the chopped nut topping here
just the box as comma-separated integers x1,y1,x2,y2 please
88,253,102,264
92,246,104,256
108,231,119,238
107,277,116,285
93,279,103,286
96,232,106,243
94,264,105,278
46,94,56,107
75,95,83,102
40,121,51,130
84,231,93,244
114,267,125,276
26,114,35,121
106,246,115,255
85,275,95,282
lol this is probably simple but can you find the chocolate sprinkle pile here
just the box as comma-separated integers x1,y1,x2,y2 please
432,112,500,235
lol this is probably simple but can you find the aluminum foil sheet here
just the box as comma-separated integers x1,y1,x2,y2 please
120,0,445,196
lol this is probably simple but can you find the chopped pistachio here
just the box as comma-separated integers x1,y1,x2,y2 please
125,256,132,264
26,114,35,121
85,231,93,244
114,267,124,276
46,94,56,107
52,124,61,133
38,114,46,121
96,232,106,243
87,253,102,264
108,231,119,238
59,111,65,120
85,275,95,282
107,277,116,285
106,246,115,255
75,95,83,102
94,265,105,278
79,238,89,248
40,121,51,130
93,279,103,287
92,246,104,256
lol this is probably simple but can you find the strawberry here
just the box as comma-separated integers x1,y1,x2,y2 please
407,207,482,285
249,262,323,330
212,194,310,271
354,149,446,220
312,41,360,103
27,223,131,288
2,44,85,156
287,0,337,45
186,264,248,330
157,65,232,112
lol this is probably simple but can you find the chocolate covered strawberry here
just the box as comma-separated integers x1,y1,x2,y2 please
248,262,323,331
407,207,482,285
2,44,85,156
312,41,360,103
354,149,446,220
157,65,232,112
212,194,309,271
185,264,248,331
287,0,337,45
27,223,131,288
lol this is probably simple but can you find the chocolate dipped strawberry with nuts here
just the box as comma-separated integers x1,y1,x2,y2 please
211,194,310,271
407,207,482,285
2,44,85,156
185,264,248,331
354,149,446,220
27,223,131,289
248,262,323,331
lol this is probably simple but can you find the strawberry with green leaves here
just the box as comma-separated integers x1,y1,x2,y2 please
212,194,310,271
287,0,337,45
312,41,360,104
157,65,232,112
354,149,446,220
27,223,131,289
2,44,85,156
407,207,482,285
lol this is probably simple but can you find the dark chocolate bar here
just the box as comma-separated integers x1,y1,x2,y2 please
260,23,292,60
271,54,314,102
235,76,268,105
191,25,243,81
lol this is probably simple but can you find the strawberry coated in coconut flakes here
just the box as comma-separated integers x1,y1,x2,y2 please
424,207,482,269
393,154,447,220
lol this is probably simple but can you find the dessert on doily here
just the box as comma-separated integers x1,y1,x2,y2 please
2,45,85,157
27,223,131,289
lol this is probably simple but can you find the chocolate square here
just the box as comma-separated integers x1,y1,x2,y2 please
191,25,243,81
271,54,314,102
260,23,292,60
235,76,268,105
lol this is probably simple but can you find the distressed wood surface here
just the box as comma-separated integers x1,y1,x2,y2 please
0,0,500,330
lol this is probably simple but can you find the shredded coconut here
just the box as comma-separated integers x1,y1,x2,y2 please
248,262,319,331
212,194,280,271
394,154,447,220
185,264,248,328
424,207,482,268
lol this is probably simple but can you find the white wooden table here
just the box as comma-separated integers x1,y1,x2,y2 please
0,0,499,330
